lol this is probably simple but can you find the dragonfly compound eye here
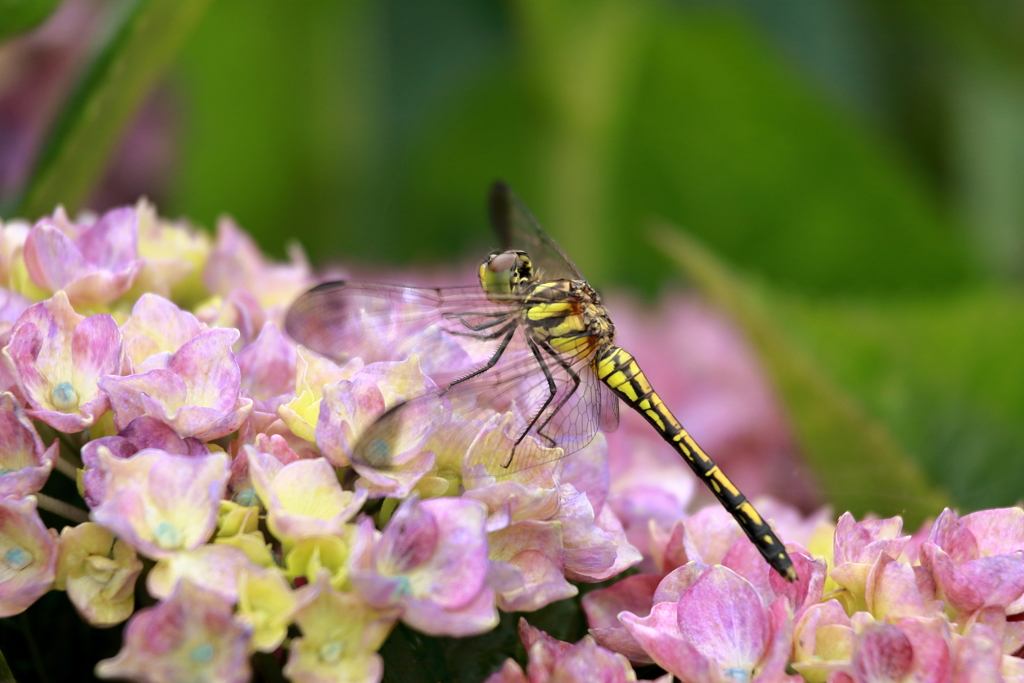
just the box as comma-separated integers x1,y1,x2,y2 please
480,250,530,297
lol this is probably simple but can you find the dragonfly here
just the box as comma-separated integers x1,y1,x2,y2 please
285,181,796,581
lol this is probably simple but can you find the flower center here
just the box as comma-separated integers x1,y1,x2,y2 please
51,382,79,412
235,488,257,507
189,643,214,663
364,439,391,466
724,667,751,682
319,640,343,663
154,522,181,549
4,546,32,569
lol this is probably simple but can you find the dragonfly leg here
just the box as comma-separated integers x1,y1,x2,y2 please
533,340,581,446
510,338,560,455
446,311,513,332
446,322,518,389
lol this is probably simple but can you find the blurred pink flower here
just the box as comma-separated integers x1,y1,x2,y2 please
605,293,819,512
350,496,499,637
89,448,229,559
0,287,31,343
99,327,253,440
0,495,58,617
620,564,799,683
920,508,1024,617
132,200,210,302
95,580,252,683
23,205,144,305
649,504,747,574
0,391,58,497
4,290,124,431
203,217,311,314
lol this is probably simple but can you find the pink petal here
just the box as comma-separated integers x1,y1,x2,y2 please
651,560,706,602
620,602,712,683
483,659,528,683
866,554,931,621
78,206,138,268
898,617,952,683
401,497,491,608
558,432,611,513
237,323,296,402
583,574,660,663
559,486,618,581
23,222,90,291
546,636,635,683
584,573,661,629
852,622,913,681
962,508,1024,558
0,496,58,617
402,582,499,637
122,293,204,367
169,328,241,414
769,549,827,620
488,520,576,612
834,512,908,565
930,508,980,564
675,566,770,677
95,580,252,683
0,393,56,497
101,369,187,430
72,313,123,388
755,599,800,683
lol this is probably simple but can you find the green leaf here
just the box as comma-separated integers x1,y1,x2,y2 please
653,223,952,526
774,289,1024,512
0,0,61,40
15,0,211,220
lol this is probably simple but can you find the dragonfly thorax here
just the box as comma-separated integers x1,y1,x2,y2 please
519,278,616,360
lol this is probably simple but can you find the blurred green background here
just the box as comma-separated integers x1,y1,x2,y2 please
4,0,1024,516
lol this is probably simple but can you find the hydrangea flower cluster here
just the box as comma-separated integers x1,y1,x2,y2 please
0,201,1022,683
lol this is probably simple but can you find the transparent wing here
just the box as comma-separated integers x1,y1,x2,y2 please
489,181,583,282
285,281,517,375
351,331,614,482
286,277,621,480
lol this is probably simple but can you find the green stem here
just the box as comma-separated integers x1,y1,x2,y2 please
35,493,89,524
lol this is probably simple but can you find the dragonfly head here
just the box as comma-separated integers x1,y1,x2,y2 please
479,250,535,299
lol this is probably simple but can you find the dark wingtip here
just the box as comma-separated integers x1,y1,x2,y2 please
305,280,348,295
488,180,512,247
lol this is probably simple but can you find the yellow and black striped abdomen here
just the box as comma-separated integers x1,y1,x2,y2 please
595,345,797,581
